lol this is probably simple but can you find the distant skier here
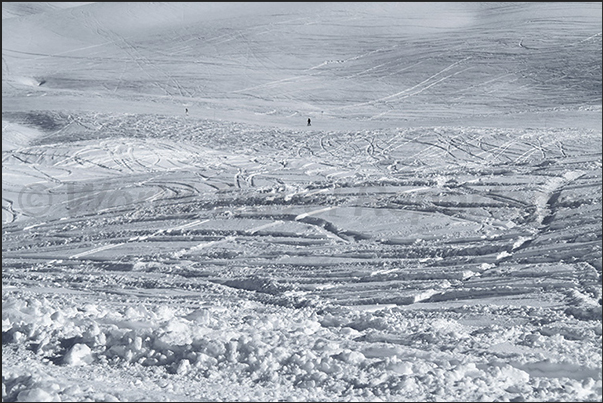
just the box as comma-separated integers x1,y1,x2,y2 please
185,108,189,115
307,118,311,126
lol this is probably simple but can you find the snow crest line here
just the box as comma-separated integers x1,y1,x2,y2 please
295,206,338,221
70,242,125,259
70,219,211,258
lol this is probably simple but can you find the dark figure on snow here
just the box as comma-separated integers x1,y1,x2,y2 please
185,108,189,115
307,118,311,126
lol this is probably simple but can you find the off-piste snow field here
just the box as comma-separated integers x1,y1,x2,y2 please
2,2,602,402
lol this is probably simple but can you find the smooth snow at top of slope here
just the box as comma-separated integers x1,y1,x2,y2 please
3,2,600,130
1,2,93,20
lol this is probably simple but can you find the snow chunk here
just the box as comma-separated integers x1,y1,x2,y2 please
334,349,366,365
175,359,191,375
63,343,93,366
496,250,512,260
16,388,59,402
155,318,193,348
387,359,413,375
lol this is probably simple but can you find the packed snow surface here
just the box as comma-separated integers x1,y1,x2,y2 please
2,2,602,402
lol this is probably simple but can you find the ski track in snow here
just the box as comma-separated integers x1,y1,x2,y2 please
2,2,602,402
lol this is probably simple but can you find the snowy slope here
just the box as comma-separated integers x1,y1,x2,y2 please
2,2,602,402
